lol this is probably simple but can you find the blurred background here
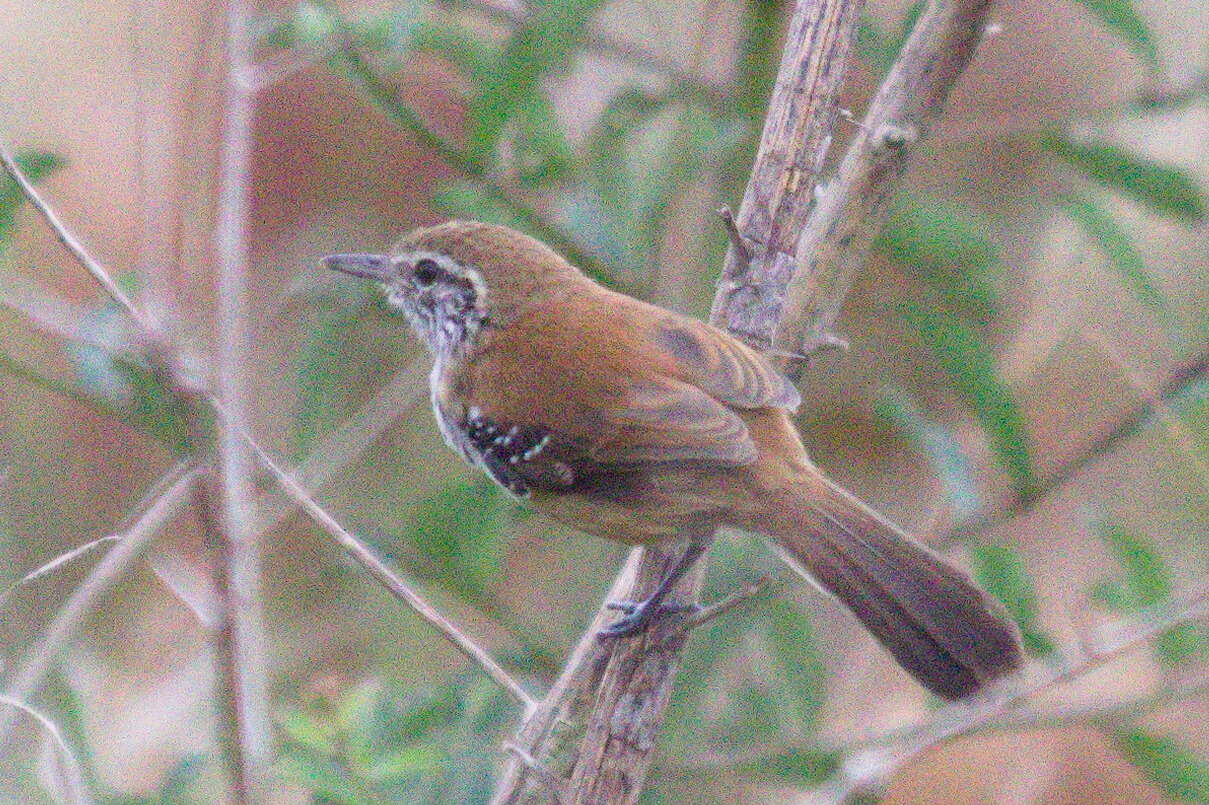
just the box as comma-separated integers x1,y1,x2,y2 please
0,0,1206,802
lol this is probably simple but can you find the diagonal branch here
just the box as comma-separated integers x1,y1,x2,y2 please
246,438,537,712
801,579,1209,804
0,146,148,332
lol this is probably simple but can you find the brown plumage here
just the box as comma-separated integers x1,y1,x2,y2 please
325,220,1024,700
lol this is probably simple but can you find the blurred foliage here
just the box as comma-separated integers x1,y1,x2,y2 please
1060,195,1175,328
274,676,512,805
1114,729,1209,803
1092,521,1207,667
0,151,63,245
874,388,981,520
900,301,1037,499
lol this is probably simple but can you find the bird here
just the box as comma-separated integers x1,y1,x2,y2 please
324,219,1024,700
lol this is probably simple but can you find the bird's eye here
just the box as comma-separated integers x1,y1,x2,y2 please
413,259,441,287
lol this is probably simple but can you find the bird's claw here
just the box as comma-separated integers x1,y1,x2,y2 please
597,599,700,639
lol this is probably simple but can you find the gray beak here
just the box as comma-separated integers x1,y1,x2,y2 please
323,253,390,281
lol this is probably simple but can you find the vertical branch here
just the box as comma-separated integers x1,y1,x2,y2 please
709,0,866,347
774,0,996,365
210,0,272,798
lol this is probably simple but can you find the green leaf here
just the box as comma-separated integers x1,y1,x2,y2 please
874,388,981,519
971,543,1057,656
465,0,612,166
514,94,575,188
1155,622,1207,667
731,747,841,785
433,181,537,232
586,89,668,213
410,19,494,82
854,1,925,76
403,479,510,602
878,196,1004,327
279,708,336,754
1093,521,1203,666
764,598,827,731
292,290,376,459
0,150,64,243
1061,196,1173,322
276,750,369,805
1041,134,1207,222
1069,0,1159,69
1096,521,1170,607
1116,728,1209,802
364,743,443,783
1090,579,1133,611
66,274,194,452
900,302,1036,498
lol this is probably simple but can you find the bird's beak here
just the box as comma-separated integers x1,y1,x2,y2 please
323,253,391,281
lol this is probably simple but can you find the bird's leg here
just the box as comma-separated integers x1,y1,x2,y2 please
598,537,710,639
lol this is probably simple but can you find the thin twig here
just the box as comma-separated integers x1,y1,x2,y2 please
0,144,148,332
246,438,537,712
0,694,92,805
803,579,1209,804
0,536,122,613
684,575,777,630
715,205,751,266
943,350,1209,547
0,464,198,746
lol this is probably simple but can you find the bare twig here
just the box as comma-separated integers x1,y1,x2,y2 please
684,575,777,629
716,205,751,266
246,439,537,712
943,350,1209,547
0,145,148,332
0,464,199,746
0,536,121,613
0,694,92,805
708,0,867,351
774,0,996,367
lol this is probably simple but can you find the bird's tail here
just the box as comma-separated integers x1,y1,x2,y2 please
748,473,1024,700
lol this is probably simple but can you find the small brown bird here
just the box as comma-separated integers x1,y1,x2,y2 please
325,220,1023,700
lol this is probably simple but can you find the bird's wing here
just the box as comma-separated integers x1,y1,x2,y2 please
458,292,794,492
651,313,800,412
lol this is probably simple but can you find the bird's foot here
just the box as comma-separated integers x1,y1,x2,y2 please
597,599,700,639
